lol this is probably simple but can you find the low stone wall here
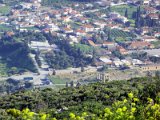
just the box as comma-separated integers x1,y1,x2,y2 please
139,64,160,71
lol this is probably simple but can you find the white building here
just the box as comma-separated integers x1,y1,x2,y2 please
29,41,53,51
99,57,112,64
132,59,144,65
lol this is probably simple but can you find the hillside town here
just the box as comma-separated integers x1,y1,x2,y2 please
0,0,160,90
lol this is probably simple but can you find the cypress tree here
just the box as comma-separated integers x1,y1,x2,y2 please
125,9,128,18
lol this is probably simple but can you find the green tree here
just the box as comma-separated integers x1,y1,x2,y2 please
9,67,18,75
24,82,33,89
91,49,96,65
125,8,128,18
155,71,160,79
108,30,113,41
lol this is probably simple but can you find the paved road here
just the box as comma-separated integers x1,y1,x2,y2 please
128,48,160,56
1,53,53,86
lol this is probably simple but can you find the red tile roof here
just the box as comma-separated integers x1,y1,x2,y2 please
88,40,96,46
82,24,94,28
148,13,159,19
130,41,150,48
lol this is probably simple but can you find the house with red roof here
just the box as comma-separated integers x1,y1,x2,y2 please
144,7,157,14
116,46,128,55
147,13,159,20
94,21,106,29
128,41,153,50
75,29,86,36
154,32,160,37
82,24,94,32
142,35,158,42
49,10,61,18
102,42,118,50
63,27,73,33
141,27,150,35
61,16,71,22
88,40,97,47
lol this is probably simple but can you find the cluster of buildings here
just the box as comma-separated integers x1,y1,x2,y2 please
0,0,159,72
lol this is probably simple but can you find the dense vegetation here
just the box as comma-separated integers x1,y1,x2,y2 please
0,31,61,74
0,76,160,119
0,32,43,75
12,31,47,42
0,77,34,94
45,40,92,69
0,31,94,72
44,33,93,69
0,42,37,74
5,94,160,120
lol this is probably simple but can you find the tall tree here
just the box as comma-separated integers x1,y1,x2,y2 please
91,49,96,65
108,30,113,41
125,8,128,18
135,6,141,28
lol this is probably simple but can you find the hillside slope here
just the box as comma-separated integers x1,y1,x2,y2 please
0,76,160,119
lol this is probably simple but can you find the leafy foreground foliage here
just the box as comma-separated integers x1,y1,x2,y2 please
0,77,160,119
3,93,160,120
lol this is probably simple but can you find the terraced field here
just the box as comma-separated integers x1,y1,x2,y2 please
111,29,136,39
0,59,8,77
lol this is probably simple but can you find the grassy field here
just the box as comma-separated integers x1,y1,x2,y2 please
74,43,94,53
151,41,160,48
0,24,12,32
111,5,137,19
0,6,11,15
49,76,71,84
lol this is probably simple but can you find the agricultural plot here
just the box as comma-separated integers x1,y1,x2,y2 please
0,24,12,32
111,29,136,39
74,43,94,54
151,41,160,48
0,6,11,15
0,60,8,77
49,76,71,84
111,5,137,19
